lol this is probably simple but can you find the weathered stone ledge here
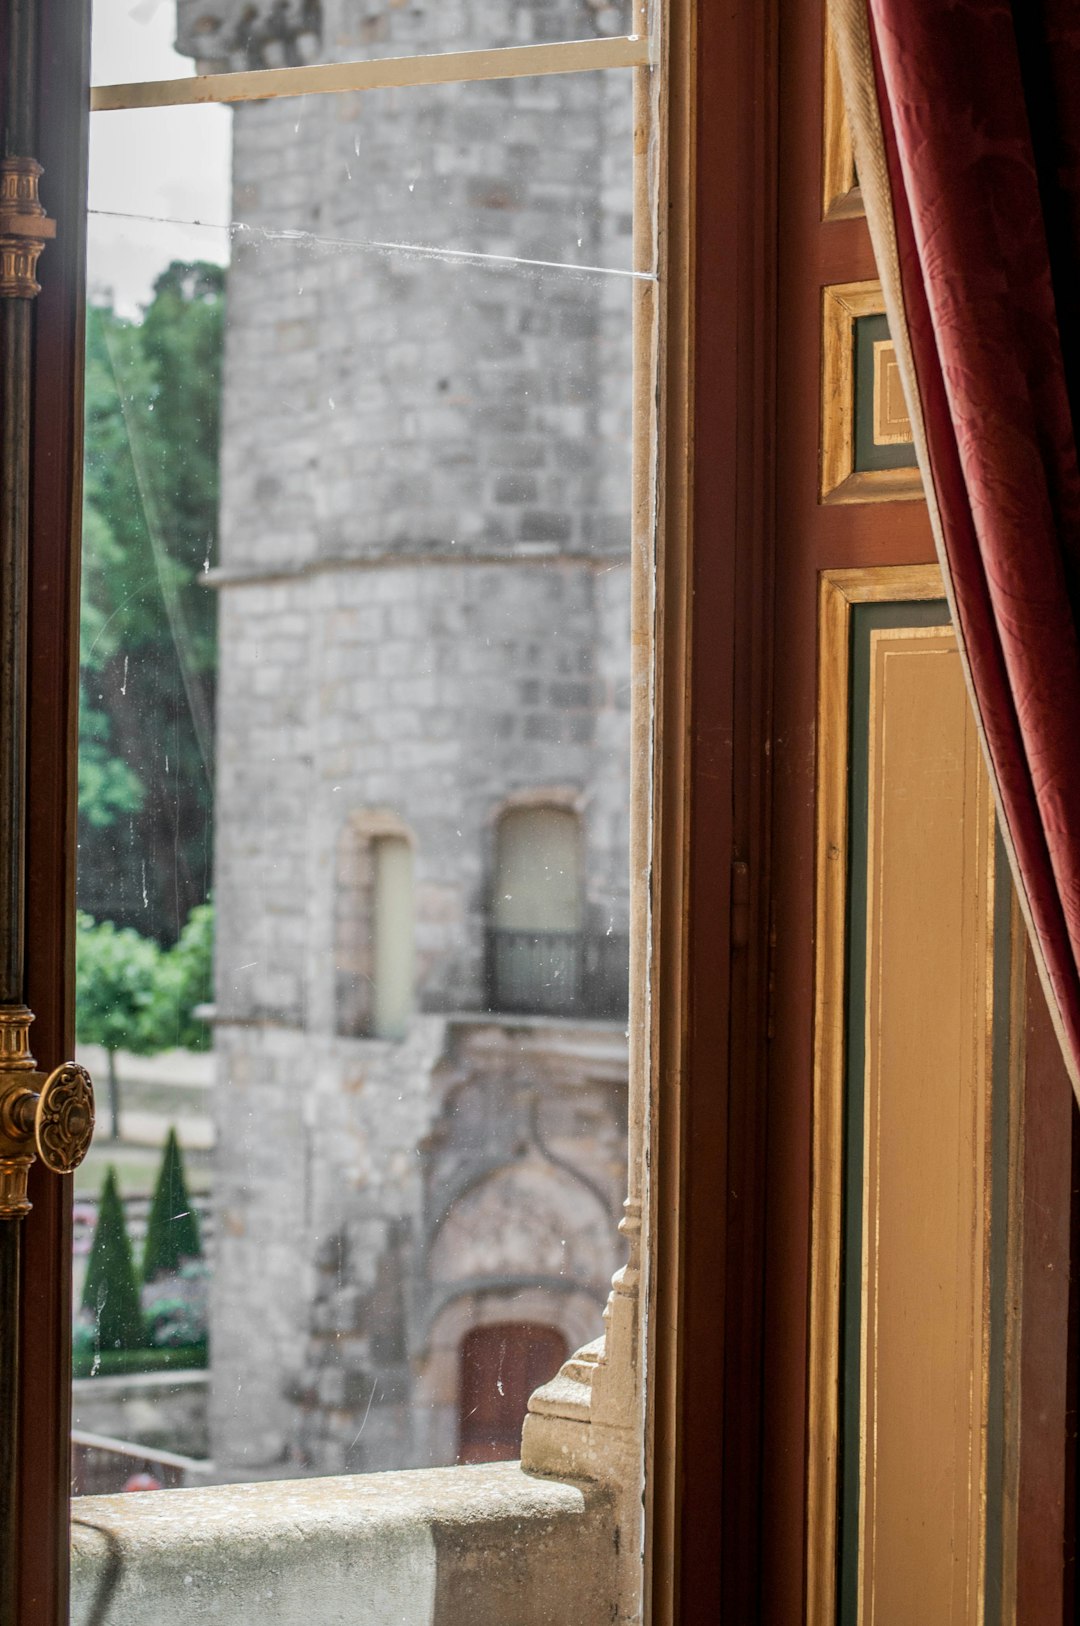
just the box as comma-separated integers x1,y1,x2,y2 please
71,1461,617,1626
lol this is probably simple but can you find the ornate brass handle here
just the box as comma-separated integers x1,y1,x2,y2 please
0,157,57,300
33,1061,95,1174
0,1007,95,1218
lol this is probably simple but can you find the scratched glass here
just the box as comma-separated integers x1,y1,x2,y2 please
73,61,636,1501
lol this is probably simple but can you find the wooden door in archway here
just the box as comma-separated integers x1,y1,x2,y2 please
457,1322,568,1464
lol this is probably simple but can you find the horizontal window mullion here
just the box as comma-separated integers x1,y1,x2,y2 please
91,34,652,114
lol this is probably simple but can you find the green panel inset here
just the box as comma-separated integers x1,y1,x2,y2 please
853,313,916,473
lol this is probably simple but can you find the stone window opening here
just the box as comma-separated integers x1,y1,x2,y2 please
488,802,585,1015
334,814,416,1040
487,798,629,1018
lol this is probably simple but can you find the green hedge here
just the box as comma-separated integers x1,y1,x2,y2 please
73,1341,207,1380
142,1126,202,1282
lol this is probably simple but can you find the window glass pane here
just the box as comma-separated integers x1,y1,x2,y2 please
74,65,636,1501
88,70,635,319
91,0,639,92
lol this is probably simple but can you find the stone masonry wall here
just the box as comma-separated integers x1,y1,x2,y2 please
204,45,634,576
210,1018,627,1473
214,559,630,1028
177,0,633,73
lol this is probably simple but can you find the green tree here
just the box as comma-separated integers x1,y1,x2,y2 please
81,1166,145,1353
77,697,144,833
75,904,216,1135
147,901,214,1053
75,912,162,1139
142,1128,202,1284
78,260,224,943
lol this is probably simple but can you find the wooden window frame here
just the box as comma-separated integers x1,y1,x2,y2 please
12,0,93,1616
822,24,862,222
90,35,652,111
645,0,779,1620
14,0,780,1624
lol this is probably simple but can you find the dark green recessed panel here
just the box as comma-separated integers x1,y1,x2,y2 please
853,313,917,473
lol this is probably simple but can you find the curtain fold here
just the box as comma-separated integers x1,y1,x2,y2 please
829,0,1080,1093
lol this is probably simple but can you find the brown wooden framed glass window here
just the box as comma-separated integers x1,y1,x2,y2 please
13,2,1074,1625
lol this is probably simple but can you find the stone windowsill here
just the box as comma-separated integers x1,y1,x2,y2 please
71,1461,617,1626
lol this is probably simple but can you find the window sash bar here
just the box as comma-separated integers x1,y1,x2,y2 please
90,34,652,113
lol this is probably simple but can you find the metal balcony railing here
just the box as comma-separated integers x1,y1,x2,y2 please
487,928,629,1019
71,1428,215,1495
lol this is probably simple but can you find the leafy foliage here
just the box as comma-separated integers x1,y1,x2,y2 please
79,1166,146,1353
75,904,214,1058
78,261,224,943
146,901,215,1053
142,1128,203,1284
78,697,144,832
75,912,162,1059
76,906,215,1137
143,1257,210,1351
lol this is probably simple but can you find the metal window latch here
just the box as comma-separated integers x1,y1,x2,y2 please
0,1007,94,1219
0,157,56,300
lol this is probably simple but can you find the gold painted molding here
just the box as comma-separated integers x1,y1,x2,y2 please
822,24,863,222
820,280,923,505
859,621,994,1622
809,565,1024,1626
871,338,910,445
807,564,944,1626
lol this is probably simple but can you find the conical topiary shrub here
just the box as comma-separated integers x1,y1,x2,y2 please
142,1127,202,1284
81,1166,145,1352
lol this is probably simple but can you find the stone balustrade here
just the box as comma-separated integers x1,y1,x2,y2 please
71,1461,618,1625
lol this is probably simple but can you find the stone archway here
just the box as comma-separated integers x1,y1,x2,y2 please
427,1152,616,1291
457,1322,569,1463
411,1153,617,1465
412,1284,603,1468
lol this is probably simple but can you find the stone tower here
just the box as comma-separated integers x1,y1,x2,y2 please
176,0,634,1476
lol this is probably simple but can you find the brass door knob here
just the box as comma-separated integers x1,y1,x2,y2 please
33,1061,95,1174
0,1007,96,1217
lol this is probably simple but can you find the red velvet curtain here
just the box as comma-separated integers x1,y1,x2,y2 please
865,0,1080,1082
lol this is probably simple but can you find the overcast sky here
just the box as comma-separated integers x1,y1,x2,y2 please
89,0,232,316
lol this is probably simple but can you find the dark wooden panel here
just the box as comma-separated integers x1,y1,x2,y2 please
653,0,779,1619
1016,962,1075,1626
763,1,936,1621
18,0,90,1617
